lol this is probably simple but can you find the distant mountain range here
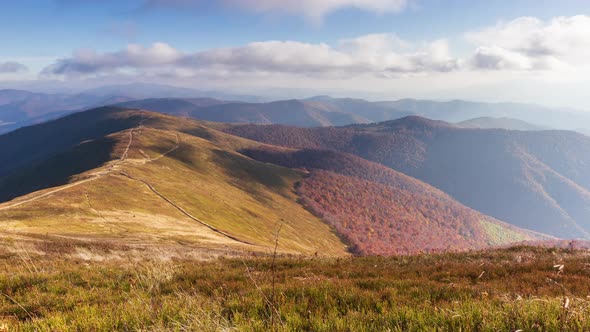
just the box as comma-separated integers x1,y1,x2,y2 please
81,83,264,102
3,84,590,136
0,89,133,134
117,98,368,127
0,83,263,134
456,117,548,131
114,95,590,134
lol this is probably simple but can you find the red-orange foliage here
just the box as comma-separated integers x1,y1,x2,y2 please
297,170,492,255
241,146,513,256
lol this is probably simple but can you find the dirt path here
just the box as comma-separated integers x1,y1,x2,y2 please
0,121,183,213
0,116,255,247
152,133,180,161
119,129,134,161
113,129,256,246
116,171,257,246
84,192,129,234
0,119,143,211
0,176,104,211
0,120,254,247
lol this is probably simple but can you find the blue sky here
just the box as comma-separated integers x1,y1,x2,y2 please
2,1,587,55
1,0,590,107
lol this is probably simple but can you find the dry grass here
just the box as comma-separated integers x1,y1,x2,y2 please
0,246,590,331
0,123,347,257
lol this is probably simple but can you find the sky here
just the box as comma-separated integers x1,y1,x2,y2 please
1,0,590,108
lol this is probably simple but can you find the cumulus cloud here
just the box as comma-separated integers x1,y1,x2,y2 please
466,15,590,70
470,46,534,71
41,15,590,81
0,62,28,73
43,43,181,75
42,34,459,78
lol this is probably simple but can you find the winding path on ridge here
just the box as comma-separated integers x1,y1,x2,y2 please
0,124,142,212
0,116,157,211
117,171,256,246
0,116,258,247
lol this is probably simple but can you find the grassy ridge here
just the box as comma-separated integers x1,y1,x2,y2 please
0,112,347,257
120,128,347,254
1,247,590,331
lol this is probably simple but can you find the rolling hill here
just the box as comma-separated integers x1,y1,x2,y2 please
0,84,262,135
0,106,143,177
117,98,369,127
116,98,231,118
112,96,590,134
321,97,590,131
4,86,590,137
226,116,590,239
0,89,136,134
0,108,545,257
83,82,263,102
374,99,590,131
457,117,548,131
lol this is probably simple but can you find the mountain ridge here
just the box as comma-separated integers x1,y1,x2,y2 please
226,116,590,239
0,108,548,256
457,117,548,131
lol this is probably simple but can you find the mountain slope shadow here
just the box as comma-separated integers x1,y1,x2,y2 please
0,106,141,177
0,137,117,203
210,149,294,205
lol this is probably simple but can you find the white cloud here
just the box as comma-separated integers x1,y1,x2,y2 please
466,15,590,70
0,62,28,73
40,14,590,89
43,43,181,75
470,46,534,70
42,35,459,78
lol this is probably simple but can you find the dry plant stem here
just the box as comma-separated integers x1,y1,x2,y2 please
0,293,34,321
270,222,283,331
241,260,282,323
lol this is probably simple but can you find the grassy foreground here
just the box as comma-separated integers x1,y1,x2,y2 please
1,247,590,331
